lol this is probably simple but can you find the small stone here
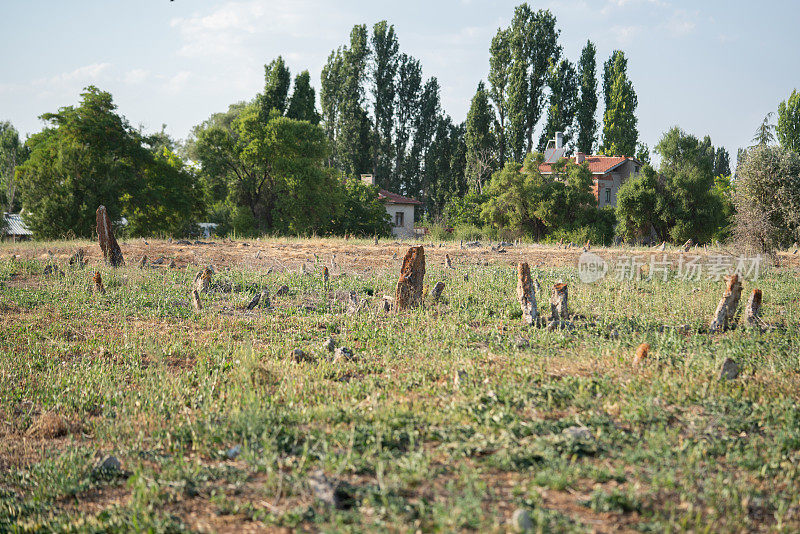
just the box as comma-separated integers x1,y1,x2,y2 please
275,285,290,297
321,337,336,353
308,470,355,510
95,455,121,473
511,508,533,532
226,445,241,459
719,358,740,380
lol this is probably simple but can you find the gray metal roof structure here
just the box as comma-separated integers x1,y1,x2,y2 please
3,213,33,236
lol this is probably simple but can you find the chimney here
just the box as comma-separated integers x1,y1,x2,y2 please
360,174,375,186
575,152,585,164
555,132,563,149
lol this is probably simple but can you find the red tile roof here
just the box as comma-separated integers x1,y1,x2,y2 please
539,155,632,175
379,189,423,205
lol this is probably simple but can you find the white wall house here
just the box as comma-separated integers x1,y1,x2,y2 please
361,175,422,238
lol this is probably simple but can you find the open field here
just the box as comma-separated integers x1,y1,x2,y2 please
2,238,800,532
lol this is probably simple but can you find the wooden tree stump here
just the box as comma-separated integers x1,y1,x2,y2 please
194,267,212,293
96,205,124,267
431,281,446,302
516,262,538,325
445,254,453,269
633,342,650,366
191,289,202,311
744,289,763,329
709,274,743,332
550,283,569,321
394,246,425,312
92,271,105,294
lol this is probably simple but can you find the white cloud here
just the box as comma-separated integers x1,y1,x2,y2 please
123,69,150,85
36,62,112,87
663,9,697,36
169,0,324,59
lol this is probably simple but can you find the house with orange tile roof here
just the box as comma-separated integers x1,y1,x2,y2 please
538,133,642,208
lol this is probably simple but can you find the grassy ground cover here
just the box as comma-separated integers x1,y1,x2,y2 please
1,239,799,532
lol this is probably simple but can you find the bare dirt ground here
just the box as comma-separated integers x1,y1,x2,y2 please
4,237,798,273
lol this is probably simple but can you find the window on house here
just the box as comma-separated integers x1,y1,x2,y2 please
605,189,611,204
395,211,404,227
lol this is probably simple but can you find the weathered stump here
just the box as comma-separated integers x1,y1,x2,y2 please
246,292,261,310
92,271,105,294
138,255,148,269
550,283,569,321
516,262,538,325
633,343,650,366
322,266,329,285
194,267,212,293
744,289,763,329
431,281,446,302
394,246,425,312
709,274,743,332
445,254,453,269
191,289,202,311
96,205,124,267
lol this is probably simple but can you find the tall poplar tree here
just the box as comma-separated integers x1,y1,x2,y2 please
286,71,320,124
260,57,291,116
575,40,598,154
370,21,399,188
465,81,496,193
601,50,638,156
488,27,511,166
537,58,578,152
394,53,422,194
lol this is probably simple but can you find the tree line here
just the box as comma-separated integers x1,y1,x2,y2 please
2,3,799,247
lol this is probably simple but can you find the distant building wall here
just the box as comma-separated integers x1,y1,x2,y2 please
387,204,415,237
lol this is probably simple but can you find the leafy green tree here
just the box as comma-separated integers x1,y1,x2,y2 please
752,112,776,146
615,165,667,242
192,102,338,235
320,26,372,177
465,82,496,194
394,53,422,193
332,178,391,236
370,21,399,187
0,121,28,214
777,89,800,153
427,116,466,217
481,154,596,239
601,50,638,156
505,5,561,161
575,40,598,155
635,142,651,165
713,147,730,177
537,58,578,152
655,126,725,243
488,27,512,166
734,145,800,252
260,56,291,116
286,71,320,124
409,77,441,201
16,86,200,238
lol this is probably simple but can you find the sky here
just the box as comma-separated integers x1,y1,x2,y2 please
1,0,798,165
